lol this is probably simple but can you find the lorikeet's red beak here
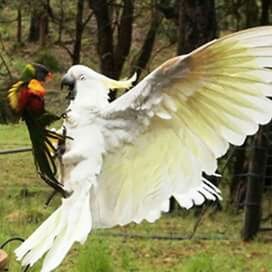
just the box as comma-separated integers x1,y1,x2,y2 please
46,72,53,81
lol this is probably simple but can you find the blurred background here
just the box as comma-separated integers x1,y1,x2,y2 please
0,1,272,271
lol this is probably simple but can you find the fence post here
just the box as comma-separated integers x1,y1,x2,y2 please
0,249,8,271
242,129,267,240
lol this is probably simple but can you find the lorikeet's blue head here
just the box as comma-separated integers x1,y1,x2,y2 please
21,63,52,82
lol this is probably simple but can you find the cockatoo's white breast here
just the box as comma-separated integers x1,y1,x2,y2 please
62,104,106,192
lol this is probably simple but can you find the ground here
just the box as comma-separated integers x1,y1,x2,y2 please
0,124,272,272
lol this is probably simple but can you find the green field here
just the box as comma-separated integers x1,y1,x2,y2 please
0,124,272,272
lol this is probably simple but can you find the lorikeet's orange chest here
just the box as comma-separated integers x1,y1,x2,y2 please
18,80,46,115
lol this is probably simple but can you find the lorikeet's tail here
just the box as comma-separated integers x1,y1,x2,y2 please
24,112,69,197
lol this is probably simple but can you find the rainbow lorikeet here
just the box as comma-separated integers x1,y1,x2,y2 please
7,63,69,197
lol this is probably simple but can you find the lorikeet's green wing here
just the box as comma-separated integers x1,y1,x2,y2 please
7,80,25,113
7,64,36,113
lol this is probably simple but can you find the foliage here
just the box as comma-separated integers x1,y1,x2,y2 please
35,50,62,72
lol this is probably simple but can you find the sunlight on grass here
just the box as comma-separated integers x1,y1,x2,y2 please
73,239,114,272
182,254,214,272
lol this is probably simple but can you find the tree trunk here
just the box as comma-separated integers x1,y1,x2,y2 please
260,0,271,25
58,0,64,42
113,0,134,78
157,0,178,24
73,0,85,64
90,0,135,101
177,0,217,55
242,130,267,240
89,0,115,78
245,0,259,28
17,7,22,44
90,1,161,101
230,145,247,209
40,14,49,46
132,9,161,78
28,13,40,42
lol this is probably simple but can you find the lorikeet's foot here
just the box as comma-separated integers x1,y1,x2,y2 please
59,109,71,119
37,112,61,127
39,172,72,198
45,190,58,206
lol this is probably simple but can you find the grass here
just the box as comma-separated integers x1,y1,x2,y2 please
1,124,272,272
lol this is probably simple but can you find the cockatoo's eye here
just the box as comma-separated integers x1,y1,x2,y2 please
79,74,86,81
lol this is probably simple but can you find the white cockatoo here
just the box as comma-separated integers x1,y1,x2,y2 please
15,26,272,271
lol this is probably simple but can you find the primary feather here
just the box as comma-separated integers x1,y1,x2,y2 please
16,26,272,271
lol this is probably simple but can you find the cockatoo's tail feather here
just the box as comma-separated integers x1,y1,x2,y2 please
15,184,92,272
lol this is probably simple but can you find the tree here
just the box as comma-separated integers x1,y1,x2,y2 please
89,0,134,81
73,0,85,64
260,0,271,25
28,1,49,44
89,0,161,100
245,0,259,27
28,12,41,42
131,7,161,78
242,130,267,240
177,0,217,55
17,6,22,44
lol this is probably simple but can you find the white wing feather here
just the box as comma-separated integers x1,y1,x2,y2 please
91,26,272,227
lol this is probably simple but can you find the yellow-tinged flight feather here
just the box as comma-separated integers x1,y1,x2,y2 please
7,80,24,111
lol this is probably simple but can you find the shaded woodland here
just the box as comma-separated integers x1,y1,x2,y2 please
0,0,272,241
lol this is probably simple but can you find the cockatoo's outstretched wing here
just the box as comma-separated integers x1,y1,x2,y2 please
92,26,272,227
14,26,272,272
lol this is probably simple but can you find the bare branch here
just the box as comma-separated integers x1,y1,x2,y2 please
0,54,13,81
82,12,94,28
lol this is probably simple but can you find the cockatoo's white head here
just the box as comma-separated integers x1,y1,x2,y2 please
61,65,136,109
61,65,108,101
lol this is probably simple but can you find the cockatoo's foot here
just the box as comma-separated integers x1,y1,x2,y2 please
39,173,72,198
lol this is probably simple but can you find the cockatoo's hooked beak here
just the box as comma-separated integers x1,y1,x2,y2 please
61,74,76,100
